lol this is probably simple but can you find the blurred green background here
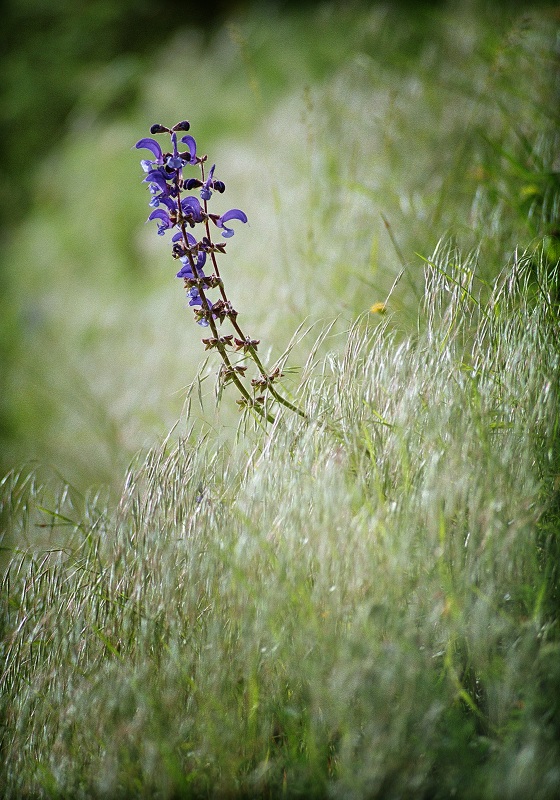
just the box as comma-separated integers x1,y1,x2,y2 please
1,0,557,491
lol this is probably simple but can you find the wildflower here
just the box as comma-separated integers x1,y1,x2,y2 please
370,302,387,314
180,134,197,166
214,208,248,238
148,207,173,236
135,137,165,172
135,120,306,422
199,165,226,201
187,287,213,327
181,196,205,225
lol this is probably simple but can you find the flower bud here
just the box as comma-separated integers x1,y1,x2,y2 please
150,123,170,134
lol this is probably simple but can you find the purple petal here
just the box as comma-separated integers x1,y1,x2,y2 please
148,208,172,234
200,165,215,201
143,170,169,192
135,138,163,161
181,135,197,163
148,208,170,223
181,196,204,222
166,155,184,170
159,196,177,211
216,208,248,237
176,263,194,279
218,208,248,226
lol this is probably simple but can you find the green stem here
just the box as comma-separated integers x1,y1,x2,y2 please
176,194,274,424
199,163,307,420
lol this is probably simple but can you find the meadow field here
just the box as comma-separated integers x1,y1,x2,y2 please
1,1,559,797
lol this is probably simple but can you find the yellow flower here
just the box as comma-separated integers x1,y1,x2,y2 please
370,302,387,314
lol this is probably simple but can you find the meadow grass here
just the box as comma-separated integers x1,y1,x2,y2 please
2,246,559,798
1,2,560,798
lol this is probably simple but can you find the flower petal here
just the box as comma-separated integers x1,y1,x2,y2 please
135,138,163,161
218,208,248,226
148,208,169,223
181,135,197,163
200,164,216,201
143,170,169,192
181,196,204,222
176,262,194,279
216,208,248,237
148,208,172,234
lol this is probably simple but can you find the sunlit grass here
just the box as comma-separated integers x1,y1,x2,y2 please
2,246,559,797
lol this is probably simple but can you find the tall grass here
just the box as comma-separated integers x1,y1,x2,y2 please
2,246,559,797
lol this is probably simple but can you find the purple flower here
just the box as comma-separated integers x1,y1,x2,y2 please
200,164,216,201
181,135,197,166
215,208,248,238
174,232,207,278
181,196,205,224
148,208,173,235
166,132,184,170
186,287,212,327
144,167,172,193
135,137,165,172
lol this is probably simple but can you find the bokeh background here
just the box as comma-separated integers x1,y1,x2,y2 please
1,0,557,491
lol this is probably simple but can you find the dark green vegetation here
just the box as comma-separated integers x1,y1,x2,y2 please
1,1,559,797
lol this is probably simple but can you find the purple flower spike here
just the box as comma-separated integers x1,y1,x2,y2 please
215,208,248,238
133,121,310,423
136,123,252,337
